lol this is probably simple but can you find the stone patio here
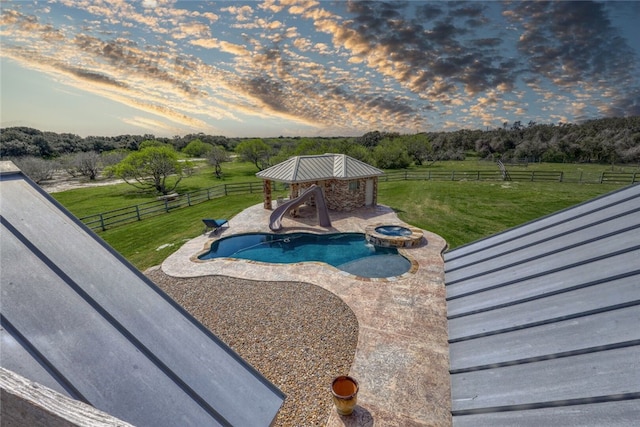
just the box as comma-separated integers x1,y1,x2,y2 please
162,203,452,426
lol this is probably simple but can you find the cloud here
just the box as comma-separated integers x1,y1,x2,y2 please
507,1,639,106
1,0,638,137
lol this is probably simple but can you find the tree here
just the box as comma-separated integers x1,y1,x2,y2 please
11,156,57,183
356,130,382,148
207,145,230,179
402,134,431,165
74,151,101,180
110,144,186,194
182,138,213,157
235,139,271,170
99,150,128,178
344,143,373,164
373,139,411,169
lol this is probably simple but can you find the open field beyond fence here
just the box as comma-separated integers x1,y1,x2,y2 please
76,170,637,232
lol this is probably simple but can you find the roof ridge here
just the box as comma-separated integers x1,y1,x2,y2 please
290,156,301,181
335,153,345,177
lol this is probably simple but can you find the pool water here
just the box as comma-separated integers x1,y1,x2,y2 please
375,225,412,236
198,232,411,278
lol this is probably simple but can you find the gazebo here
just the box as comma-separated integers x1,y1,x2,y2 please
257,153,384,211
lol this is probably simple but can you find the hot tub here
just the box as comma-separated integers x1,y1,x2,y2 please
365,223,424,248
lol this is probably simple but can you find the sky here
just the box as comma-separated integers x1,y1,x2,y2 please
1,1,639,138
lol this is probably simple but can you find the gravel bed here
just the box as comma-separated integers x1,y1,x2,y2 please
145,268,359,426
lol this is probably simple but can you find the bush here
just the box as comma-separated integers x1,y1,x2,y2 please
373,139,411,169
11,156,57,183
182,139,213,157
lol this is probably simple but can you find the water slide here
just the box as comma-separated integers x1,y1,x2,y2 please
269,184,332,231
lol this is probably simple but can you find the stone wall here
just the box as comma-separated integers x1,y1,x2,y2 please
298,178,377,211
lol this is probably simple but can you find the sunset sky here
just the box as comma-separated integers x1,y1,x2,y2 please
1,1,639,138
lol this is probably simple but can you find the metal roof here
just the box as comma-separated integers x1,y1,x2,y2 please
256,153,384,183
444,183,640,426
0,161,284,427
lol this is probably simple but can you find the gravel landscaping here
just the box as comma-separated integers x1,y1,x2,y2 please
145,268,359,426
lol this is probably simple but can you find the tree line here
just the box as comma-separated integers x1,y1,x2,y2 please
1,116,638,192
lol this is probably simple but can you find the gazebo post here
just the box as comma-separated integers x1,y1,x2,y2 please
263,179,272,210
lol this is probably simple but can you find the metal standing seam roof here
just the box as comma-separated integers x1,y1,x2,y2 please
256,153,384,183
443,183,640,426
0,161,284,427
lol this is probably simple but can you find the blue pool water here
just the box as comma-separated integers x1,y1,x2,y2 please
375,225,412,236
198,232,411,278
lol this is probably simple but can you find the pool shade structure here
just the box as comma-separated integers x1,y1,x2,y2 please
257,153,384,211
444,183,640,426
0,161,284,426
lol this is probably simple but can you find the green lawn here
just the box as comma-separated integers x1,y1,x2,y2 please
377,180,624,249
98,193,263,270
51,160,633,270
51,161,263,217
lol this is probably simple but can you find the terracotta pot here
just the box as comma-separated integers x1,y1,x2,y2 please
331,376,359,415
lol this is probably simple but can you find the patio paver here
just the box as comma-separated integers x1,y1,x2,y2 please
162,203,452,426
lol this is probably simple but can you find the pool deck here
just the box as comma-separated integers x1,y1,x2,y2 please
162,203,452,427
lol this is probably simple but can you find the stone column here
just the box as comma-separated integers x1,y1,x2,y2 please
263,180,272,209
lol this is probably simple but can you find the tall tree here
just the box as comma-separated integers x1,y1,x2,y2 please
74,151,102,180
207,145,230,179
110,144,186,194
235,139,271,170
402,134,431,165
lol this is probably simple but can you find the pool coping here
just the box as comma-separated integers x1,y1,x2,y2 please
161,203,452,426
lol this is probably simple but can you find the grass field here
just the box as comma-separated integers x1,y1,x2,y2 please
51,160,634,270
378,180,624,249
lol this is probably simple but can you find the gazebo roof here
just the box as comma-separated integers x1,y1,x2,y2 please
257,153,383,183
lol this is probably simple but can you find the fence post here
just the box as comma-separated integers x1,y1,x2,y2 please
633,172,637,184
477,171,480,181
99,214,106,232
207,189,211,200
136,206,141,221
164,199,170,212
559,171,563,182
599,172,604,184
187,193,192,206
451,171,455,181
224,184,228,196
531,171,535,181
579,171,583,183
404,170,408,180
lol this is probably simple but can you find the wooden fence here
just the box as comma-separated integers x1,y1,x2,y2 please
382,170,638,184
80,171,638,231
81,181,268,231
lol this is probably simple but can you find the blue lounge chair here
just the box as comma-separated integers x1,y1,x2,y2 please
202,218,229,234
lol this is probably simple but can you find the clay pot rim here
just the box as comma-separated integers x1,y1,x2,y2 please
331,375,359,399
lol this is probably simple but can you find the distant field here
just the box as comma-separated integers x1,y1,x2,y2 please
51,160,635,270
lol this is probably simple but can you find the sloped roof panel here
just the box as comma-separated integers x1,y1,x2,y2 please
342,155,384,179
294,155,335,181
256,156,297,182
0,163,284,427
257,154,383,183
444,183,640,426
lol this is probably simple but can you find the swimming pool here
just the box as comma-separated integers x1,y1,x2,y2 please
198,232,412,278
